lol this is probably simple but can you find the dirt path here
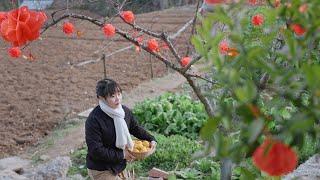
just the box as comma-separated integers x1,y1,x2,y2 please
22,71,186,160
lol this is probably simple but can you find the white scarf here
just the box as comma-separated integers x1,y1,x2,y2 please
99,100,134,151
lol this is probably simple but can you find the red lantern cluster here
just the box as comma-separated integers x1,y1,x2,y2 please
147,38,159,52
252,14,264,26
103,24,116,38
290,24,306,36
0,6,47,47
0,12,7,24
63,22,74,35
299,4,308,13
253,139,298,176
219,40,229,55
248,0,257,5
121,11,135,24
219,40,239,57
181,57,191,67
8,47,21,58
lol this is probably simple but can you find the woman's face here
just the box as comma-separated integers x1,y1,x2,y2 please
106,91,122,109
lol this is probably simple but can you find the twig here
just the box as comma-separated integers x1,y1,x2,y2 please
118,15,162,38
75,45,132,67
169,18,194,39
162,32,181,63
185,0,202,57
182,54,202,72
184,75,215,117
187,73,217,85
258,73,269,91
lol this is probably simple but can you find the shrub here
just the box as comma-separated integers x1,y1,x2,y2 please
68,144,88,177
128,133,202,176
133,93,208,139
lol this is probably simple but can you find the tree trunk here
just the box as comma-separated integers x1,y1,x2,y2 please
159,0,169,10
221,158,232,180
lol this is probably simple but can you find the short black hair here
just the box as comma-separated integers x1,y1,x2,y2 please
96,78,122,98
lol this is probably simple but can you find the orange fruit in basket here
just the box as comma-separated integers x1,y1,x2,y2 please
142,140,150,147
132,140,151,153
140,147,148,152
136,143,144,149
130,140,154,160
133,149,139,153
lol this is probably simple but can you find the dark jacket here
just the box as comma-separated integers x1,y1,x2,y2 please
85,105,155,175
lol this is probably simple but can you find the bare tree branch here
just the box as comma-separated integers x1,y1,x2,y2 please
186,73,217,85
182,54,202,72
119,15,162,38
258,72,269,91
75,17,195,67
161,32,181,63
184,75,215,117
185,0,202,57
169,18,194,39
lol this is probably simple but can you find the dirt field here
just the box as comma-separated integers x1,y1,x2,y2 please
0,6,195,157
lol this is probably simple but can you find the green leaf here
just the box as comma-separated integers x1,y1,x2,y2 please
200,117,220,141
207,9,233,27
248,119,264,144
168,174,177,180
283,29,297,58
303,64,320,90
235,81,257,103
289,116,314,133
239,167,256,180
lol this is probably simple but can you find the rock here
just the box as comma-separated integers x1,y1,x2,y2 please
0,156,30,172
67,174,85,180
39,155,50,161
284,154,320,180
148,167,169,179
26,156,71,180
0,169,28,180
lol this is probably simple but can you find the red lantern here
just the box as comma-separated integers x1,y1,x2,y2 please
181,57,191,67
63,22,74,35
0,12,6,25
103,24,115,37
219,40,229,55
248,0,257,5
227,48,239,57
290,24,306,36
121,11,135,24
299,4,308,13
253,139,298,176
0,6,47,47
147,39,159,52
8,47,21,58
252,14,264,26
274,0,281,8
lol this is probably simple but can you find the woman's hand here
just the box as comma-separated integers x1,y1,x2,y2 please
124,147,135,162
150,141,157,154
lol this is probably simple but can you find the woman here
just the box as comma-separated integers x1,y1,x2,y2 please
85,78,156,180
